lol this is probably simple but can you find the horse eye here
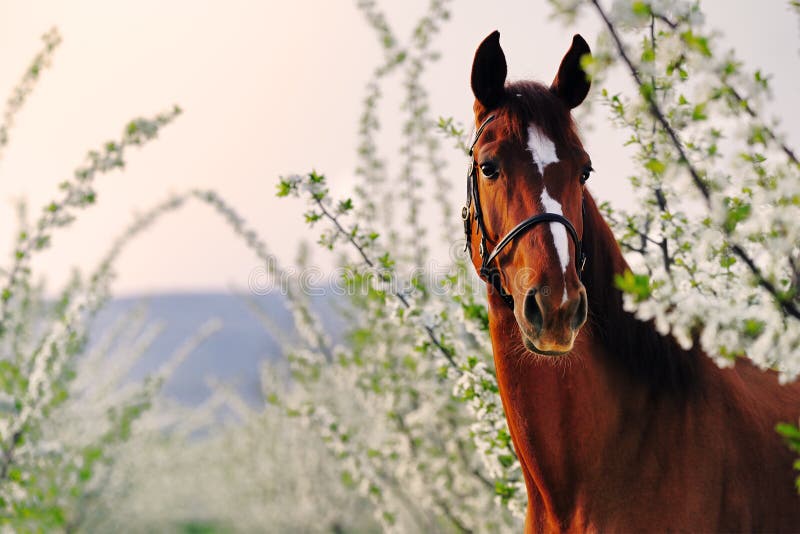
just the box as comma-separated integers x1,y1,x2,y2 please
580,164,593,184
480,162,499,178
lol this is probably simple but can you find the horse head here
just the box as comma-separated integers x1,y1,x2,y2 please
465,31,593,355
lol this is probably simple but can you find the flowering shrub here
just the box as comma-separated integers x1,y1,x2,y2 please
272,2,529,529
0,29,281,531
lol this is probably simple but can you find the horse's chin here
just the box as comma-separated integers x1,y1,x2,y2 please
521,332,573,356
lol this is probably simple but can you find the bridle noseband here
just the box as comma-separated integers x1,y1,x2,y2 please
462,114,590,309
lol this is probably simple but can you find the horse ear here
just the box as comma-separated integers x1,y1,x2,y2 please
551,34,591,109
471,31,507,110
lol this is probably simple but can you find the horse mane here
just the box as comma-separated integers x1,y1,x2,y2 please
580,192,700,393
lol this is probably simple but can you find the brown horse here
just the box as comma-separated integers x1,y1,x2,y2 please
465,31,800,533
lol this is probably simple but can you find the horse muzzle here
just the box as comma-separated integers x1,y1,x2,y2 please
517,284,587,356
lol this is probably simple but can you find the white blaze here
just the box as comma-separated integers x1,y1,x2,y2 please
539,189,570,272
528,124,569,304
540,189,571,304
526,125,559,176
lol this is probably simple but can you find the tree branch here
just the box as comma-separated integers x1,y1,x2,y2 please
651,10,798,166
314,198,459,367
591,0,710,199
724,85,799,165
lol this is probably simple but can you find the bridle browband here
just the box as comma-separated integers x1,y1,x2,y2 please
462,114,590,309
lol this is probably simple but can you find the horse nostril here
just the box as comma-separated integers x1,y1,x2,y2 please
572,289,588,329
524,288,544,334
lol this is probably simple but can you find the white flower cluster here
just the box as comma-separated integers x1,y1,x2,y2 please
0,105,182,337
554,0,800,381
0,28,61,160
277,166,528,530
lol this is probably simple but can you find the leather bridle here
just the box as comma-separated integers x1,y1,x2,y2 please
462,114,591,309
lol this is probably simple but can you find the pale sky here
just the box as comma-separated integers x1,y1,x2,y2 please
0,1,798,296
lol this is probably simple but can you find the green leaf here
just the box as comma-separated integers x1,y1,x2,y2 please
614,271,652,302
340,470,356,488
754,70,769,90
742,319,764,338
579,53,596,78
494,480,517,502
498,454,516,468
378,252,395,269
308,170,325,184
304,210,322,224
463,302,489,331
631,1,651,16
8,468,22,482
691,103,707,121
776,422,800,442
719,255,736,268
276,179,293,197
78,466,92,481
84,446,103,463
723,201,751,232
639,81,655,101
337,198,354,213
680,30,712,57
644,159,666,175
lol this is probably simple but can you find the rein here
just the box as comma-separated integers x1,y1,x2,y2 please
462,114,589,309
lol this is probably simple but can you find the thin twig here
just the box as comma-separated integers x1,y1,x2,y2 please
591,0,710,199
725,85,799,165
652,12,798,166
314,198,459,367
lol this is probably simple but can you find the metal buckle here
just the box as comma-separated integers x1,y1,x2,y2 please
462,206,471,252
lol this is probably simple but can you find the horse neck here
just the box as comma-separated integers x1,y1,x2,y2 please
486,191,697,524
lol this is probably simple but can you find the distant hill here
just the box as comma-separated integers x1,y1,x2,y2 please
89,292,343,406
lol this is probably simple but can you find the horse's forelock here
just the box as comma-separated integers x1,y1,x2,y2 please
494,80,584,160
